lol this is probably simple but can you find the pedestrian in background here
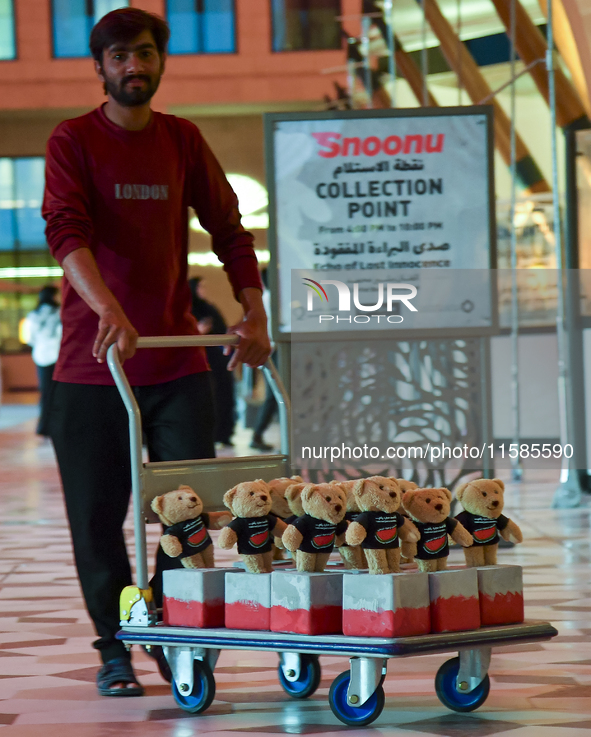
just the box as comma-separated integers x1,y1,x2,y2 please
189,276,236,448
24,285,62,437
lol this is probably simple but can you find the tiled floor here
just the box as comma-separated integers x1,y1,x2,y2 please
0,403,590,736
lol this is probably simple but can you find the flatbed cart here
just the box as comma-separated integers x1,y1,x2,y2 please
110,337,558,727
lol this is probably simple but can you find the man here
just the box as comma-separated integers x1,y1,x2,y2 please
42,8,270,697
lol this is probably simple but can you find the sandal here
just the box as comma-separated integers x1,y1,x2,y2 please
97,657,145,697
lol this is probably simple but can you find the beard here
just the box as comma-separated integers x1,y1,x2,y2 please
102,70,162,107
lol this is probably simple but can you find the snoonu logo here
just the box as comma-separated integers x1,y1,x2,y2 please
311,133,445,158
303,278,417,325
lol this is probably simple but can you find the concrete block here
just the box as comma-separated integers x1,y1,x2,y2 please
477,565,524,626
342,571,430,637
162,568,228,628
270,571,343,635
225,571,272,630
428,568,481,633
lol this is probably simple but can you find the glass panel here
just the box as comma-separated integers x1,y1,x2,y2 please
14,158,46,250
93,0,127,24
271,0,341,52
53,0,128,58
0,158,16,252
53,0,91,57
203,0,235,53
168,0,200,54
0,0,16,60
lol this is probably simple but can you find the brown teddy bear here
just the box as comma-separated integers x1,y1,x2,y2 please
395,479,419,564
217,479,287,573
268,476,304,559
455,478,523,567
345,476,419,574
402,487,473,572
268,476,304,519
151,485,231,569
332,479,366,570
282,482,348,572
284,481,307,524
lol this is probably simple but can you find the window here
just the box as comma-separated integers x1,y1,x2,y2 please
271,0,341,52
52,0,129,59
167,0,235,54
0,0,16,60
0,158,47,251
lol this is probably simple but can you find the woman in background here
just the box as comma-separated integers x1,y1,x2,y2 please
24,286,61,437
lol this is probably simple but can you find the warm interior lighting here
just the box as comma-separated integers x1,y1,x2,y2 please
190,173,269,233
18,317,30,345
188,250,270,267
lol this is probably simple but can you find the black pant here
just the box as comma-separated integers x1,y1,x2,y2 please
36,363,56,437
50,373,215,663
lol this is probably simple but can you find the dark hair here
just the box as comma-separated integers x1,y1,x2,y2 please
36,286,59,309
89,8,170,63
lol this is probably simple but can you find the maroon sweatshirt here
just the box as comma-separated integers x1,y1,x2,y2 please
43,105,262,385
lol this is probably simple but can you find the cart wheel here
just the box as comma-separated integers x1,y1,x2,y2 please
278,654,321,699
435,657,490,712
328,670,385,726
171,659,216,714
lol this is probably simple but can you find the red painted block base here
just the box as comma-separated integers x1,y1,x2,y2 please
477,566,524,626
163,597,224,629
224,572,272,631
225,600,271,630
430,594,481,633
343,604,431,638
342,571,431,638
428,569,481,633
271,605,341,635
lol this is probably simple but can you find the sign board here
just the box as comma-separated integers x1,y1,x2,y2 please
264,107,496,339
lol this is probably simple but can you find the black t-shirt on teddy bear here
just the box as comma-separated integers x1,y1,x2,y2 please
414,518,458,559
354,511,406,550
455,511,509,546
291,514,348,554
227,514,278,555
165,513,211,557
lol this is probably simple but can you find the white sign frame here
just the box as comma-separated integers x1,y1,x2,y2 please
264,106,497,342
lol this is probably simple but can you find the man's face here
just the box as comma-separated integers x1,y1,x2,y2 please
96,29,165,107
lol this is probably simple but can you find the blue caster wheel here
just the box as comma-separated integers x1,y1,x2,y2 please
435,657,490,712
172,659,216,713
328,670,385,726
278,655,321,699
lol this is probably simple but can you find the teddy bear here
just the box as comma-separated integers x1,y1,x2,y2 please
284,481,307,524
454,478,523,567
151,485,231,569
282,482,348,572
268,476,304,519
394,479,419,564
217,479,288,573
402,486,473,572
267,476,304,559
345,476,419,574
331,479,366,570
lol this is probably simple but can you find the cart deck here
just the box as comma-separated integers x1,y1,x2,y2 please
118,620,557,658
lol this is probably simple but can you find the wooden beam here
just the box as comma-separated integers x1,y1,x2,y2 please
422,0,550,192
489,0,587,127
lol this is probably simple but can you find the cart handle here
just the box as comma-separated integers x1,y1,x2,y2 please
107,337,291,591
